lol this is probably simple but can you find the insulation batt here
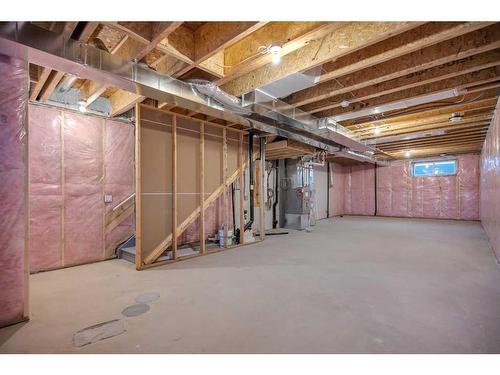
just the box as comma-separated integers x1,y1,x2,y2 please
328,154,480,221
28,105,135,272
480,98,500,259
0,54,28,327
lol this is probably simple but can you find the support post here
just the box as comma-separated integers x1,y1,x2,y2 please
222,128,228,248
199,121,206,254
134,103,142,269
172,115,178,260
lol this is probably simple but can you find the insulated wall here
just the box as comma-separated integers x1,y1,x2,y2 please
328,162,345,217
28,105,134,273
480,99,500,259
376,154,479,220
344,164,376,216
0,54,28,327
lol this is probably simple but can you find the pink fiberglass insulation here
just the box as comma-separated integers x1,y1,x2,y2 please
28,105,63,272
480,98,500,259
104,120,134,257
375,154,479,220
344,164,375,216
0,54,28,327
328,162,345,216
62,112,104,266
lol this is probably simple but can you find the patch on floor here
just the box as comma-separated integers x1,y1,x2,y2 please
73,319,126,347
121,303,150,317
135,292,160,304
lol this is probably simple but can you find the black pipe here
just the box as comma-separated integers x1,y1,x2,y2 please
244,131,255,231
272,161,279,229
374,163,378,216
231,182,236,230
326,161,330,218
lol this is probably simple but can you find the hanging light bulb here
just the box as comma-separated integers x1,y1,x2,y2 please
77,100,88,113
269,42,282,65
405,150,412,158
373,126,381,135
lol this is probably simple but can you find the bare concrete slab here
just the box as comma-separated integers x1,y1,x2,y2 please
1,216,500,353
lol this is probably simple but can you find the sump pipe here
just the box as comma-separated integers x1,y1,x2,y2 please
244,131,255,232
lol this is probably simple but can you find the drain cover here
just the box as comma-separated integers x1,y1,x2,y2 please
135,292,160,304
121,303,150,317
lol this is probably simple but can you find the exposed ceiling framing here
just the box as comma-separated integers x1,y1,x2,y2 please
26,21,500,160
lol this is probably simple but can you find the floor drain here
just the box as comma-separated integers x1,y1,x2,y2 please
122,303,150,317
135,292,160,304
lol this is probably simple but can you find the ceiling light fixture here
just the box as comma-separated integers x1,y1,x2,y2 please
405,150,412,158
449,112,463,122
373,126,381,135
340,100,350,108
77,100,88,113
269,42,282,65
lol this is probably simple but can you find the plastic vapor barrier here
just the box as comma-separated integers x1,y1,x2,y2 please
29,105,135,272
376,154,479,220
0,54,28,327
480,98,500,259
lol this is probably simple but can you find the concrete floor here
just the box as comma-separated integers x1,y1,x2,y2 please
1,216,500,353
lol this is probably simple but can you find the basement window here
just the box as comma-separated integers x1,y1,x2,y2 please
412,159,457,177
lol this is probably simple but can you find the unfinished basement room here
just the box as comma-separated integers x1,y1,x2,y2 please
1,3,500,368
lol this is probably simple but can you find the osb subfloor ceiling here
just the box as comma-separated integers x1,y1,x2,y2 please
28,21,500,159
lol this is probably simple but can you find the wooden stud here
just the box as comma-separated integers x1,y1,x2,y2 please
102,118,106,259
222,128,228,248
199,121,206,254
172,115,178,260
134,103,142,270
60,111,65,267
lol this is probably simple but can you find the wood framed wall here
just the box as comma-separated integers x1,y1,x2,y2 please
135,104,264,269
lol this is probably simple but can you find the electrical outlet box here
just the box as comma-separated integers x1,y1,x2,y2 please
104,194,113,204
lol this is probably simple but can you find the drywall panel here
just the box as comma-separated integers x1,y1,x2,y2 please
480,98,500,259
0,54,28,327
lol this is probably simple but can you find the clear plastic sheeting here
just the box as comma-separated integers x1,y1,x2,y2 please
29,105,63,272
376,154,480,220
328,162,345,217
104,120,134,258
344,164,376,216
0,54,28,327
28,105,135,272
480,98,500,259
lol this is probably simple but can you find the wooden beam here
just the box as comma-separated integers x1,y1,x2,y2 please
220,22,422,96
195,22,268,63
38,22,80,102
216,22,344,85
302,56,500,114
287,25,500,107
109,90,146,117
318,68,500,118
135,22,183,61
142,153,256,265
78,22,99,43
